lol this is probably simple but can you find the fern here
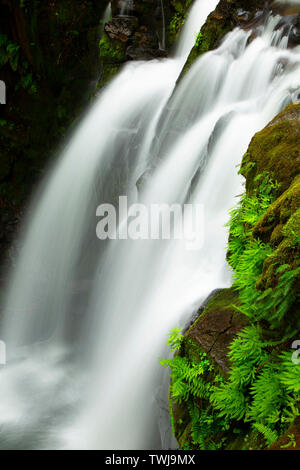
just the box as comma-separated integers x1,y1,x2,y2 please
210,382,247,420
252,422,278,446
167,327,183,352
279,352,300,394
161,172,299,449
248,363,286,424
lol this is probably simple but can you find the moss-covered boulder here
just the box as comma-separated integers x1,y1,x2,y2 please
165,102,300,450
242,103,300,195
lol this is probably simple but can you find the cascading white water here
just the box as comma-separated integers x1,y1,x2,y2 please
0,0,299,450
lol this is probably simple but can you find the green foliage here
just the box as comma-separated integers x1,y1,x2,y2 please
211,383,247,420
160,353,212,404
248,363,286,424
161,331,231,449
209,174,300,443
195,32,203,48
227,173,299,328
99,32,126,65
0,34,37,94
252,422,278,446
0,34,20,71
168,13,185,40
167,327,183,352
210,326,269,421
162,170,300,450
280,352,300,394
280,433,296,449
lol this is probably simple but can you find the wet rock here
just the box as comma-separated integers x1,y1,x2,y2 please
187,289,248,374
181,0,267,75
126,24,167,60
289,17,300,46
105,17,139,42
126,45,166,60
183,288,222,333
234,9,251,23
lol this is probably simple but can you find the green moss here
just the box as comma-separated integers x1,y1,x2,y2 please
180,0,267,76
171,0,193,16
242,103,300,195
183,16,232,74
97,26,129,89
99,32,126,62
201,288,239,317
168,13,185,45
165,0,194,48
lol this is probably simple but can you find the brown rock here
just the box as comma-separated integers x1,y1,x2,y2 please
105,17,139,42
187,289,248,373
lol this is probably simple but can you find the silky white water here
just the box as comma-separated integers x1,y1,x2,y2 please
0,1,299,450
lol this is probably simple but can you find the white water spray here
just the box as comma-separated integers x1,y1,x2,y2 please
0,1,299,450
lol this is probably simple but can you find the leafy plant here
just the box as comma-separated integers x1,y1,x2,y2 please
252,422,278,446
161,170,300,449
0,34,37,94
195,32,203,48
280,433,296,449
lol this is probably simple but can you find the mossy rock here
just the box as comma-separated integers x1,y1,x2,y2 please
184,288,247,375
181,0,265,75
242,104,300,314
170,288,248,447
242,103,300,196
253,174,300,245
165,0,194,48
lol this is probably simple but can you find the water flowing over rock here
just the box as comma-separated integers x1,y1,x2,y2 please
0,0,299,451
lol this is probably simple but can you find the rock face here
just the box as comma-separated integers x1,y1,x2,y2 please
105,17,139,42
188,289,248,374
169,102,300,450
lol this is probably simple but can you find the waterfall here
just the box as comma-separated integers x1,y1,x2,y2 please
119,0,134,16
0,1,299,450
100,2,112,37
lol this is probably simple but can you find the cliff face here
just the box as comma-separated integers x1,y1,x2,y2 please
166,102,300,451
